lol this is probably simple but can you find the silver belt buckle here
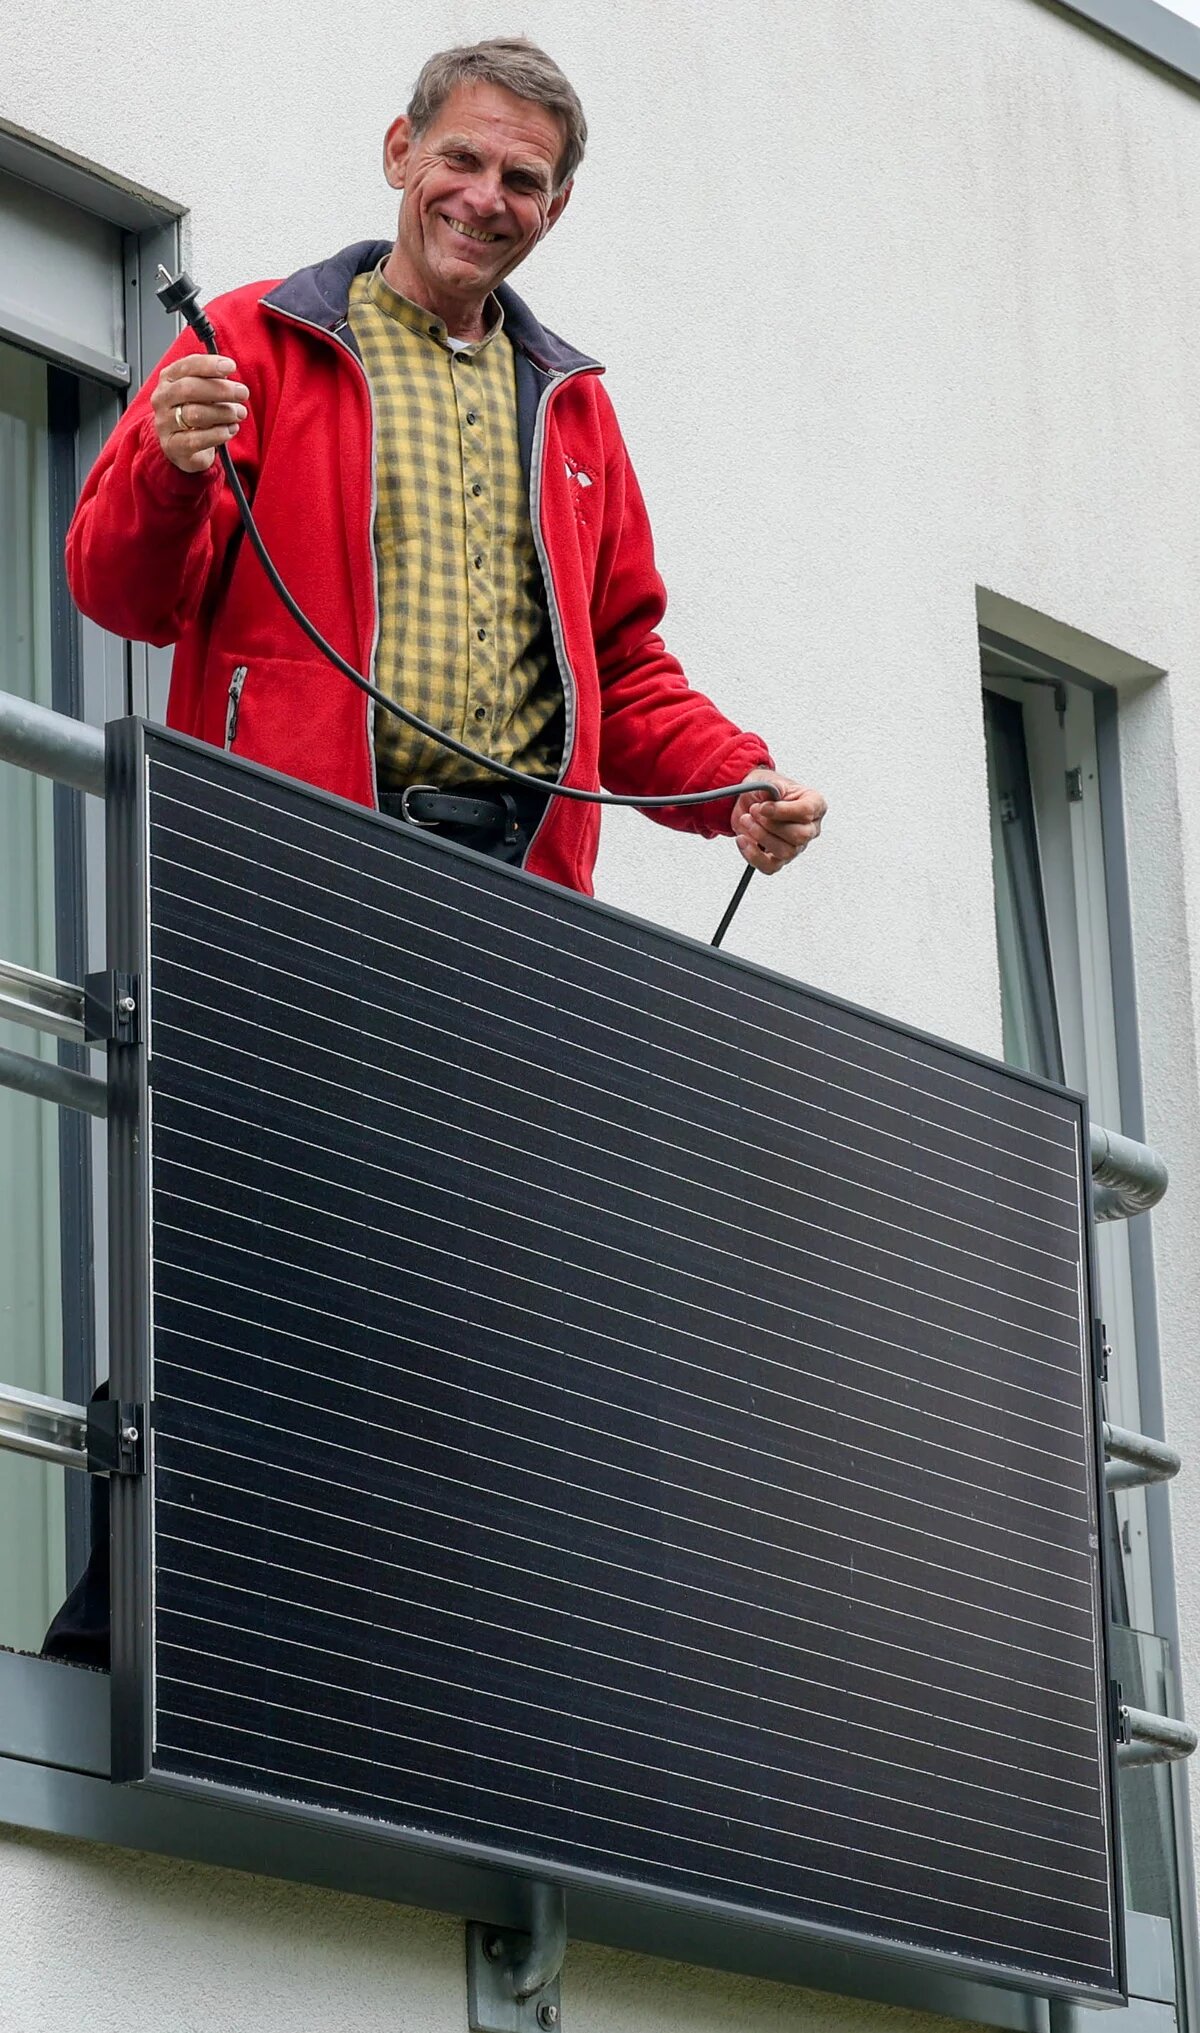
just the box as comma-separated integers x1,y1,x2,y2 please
399,783,441,828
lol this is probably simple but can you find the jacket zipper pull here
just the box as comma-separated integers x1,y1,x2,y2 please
225,665,248,749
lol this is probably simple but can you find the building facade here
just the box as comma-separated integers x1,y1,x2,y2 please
1,0,1199,2027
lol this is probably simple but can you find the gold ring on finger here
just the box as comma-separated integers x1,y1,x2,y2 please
174,404,189,433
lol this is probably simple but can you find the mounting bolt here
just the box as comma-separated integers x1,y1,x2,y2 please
536,2005,559,2029
117,993,136,1015
482,1933,505,1962
121,1424,139,1444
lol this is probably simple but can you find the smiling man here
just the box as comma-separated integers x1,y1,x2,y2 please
65,37,825,893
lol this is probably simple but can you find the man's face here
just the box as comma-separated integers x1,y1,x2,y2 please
383,82,571,316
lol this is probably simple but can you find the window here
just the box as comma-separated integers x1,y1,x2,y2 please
0,141,179,1645
0,341,62,1629
980,619,1198,2029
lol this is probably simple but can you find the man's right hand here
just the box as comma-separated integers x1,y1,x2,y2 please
151,353,249,474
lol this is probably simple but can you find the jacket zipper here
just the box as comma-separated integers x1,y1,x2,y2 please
524,365,601,867
224,665,248,749
260,301,382,810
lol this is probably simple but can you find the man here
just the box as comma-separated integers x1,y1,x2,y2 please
46,41,825,1668
66,36,825,887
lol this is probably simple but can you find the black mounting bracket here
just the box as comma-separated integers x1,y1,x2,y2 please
84,970,141,1045
87,1399,145,1477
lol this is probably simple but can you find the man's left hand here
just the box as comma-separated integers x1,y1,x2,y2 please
731,772,827,874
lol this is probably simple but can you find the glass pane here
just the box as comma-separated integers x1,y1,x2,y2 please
982,690,1064,1082
0,335,66,1648
1111,1625,1191,2019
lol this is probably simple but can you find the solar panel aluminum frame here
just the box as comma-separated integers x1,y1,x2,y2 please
104,718,1127,2012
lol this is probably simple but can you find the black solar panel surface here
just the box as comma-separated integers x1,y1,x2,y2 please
137,737,1116,1993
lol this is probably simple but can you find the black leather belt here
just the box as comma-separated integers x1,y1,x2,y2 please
378,782,549,843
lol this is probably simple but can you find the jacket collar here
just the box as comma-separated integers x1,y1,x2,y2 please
262,239,601,376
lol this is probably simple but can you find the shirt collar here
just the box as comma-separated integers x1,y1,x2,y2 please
363,263,505,356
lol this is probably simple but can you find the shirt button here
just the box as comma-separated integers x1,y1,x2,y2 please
477,627,487,641
427,324,440,337
474,554,484,568
466,410,478,425
472,482,483,497
474,706,487,721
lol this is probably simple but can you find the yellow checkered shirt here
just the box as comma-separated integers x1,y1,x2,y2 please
347,265,562,789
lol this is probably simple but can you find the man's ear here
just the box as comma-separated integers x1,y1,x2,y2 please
383,115,412,191
542,178,573,239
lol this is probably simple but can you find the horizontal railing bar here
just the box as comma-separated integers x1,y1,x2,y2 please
0,692,105,797
1090,1123,1168,1221
1104,1422,1181,1491
0,958,87,1043
0,1044,106,1117
1118,1705,1198,1767
0,1381,88,1470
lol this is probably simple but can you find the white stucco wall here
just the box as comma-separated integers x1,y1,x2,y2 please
2,0,1200,2024
1,1828,977,2033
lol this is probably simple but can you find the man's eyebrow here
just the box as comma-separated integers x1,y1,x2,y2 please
437,135,551,184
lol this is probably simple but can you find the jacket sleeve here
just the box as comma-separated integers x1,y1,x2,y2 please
589,387,773,836
66,323,258,648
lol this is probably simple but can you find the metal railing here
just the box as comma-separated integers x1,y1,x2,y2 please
0,1383,87,1468
1105,1421,1181,1492
1091,1121,1169,1221
0,687,104,797
0,957,87,1041
0,694,108,1115
1119,1705,1199,1768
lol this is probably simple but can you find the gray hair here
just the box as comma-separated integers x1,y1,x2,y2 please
407,37,587,191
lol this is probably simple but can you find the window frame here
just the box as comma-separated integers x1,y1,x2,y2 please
0,140,177,1682
980,622,1200,2032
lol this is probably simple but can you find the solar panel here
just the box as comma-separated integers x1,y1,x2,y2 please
106,721,1123,2004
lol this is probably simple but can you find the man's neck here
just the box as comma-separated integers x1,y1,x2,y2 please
381,249,490,344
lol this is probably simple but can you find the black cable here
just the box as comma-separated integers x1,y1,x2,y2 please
709,864,756,950
156,267,778,939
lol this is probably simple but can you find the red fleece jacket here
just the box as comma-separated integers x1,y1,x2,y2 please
66,243,772,895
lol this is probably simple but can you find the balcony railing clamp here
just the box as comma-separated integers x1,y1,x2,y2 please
86,1399,146,1478
84,971,141,1046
